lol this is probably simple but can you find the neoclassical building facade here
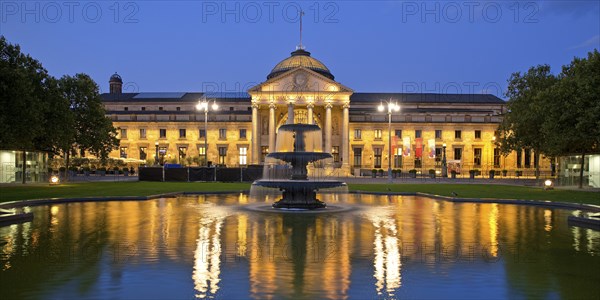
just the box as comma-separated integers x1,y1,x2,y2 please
101,48,551,175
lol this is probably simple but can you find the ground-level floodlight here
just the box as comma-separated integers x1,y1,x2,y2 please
544,179,554,190
50,175,60,185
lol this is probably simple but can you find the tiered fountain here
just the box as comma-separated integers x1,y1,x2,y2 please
252,123,346,209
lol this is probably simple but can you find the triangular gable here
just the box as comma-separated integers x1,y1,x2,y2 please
248,67,353,94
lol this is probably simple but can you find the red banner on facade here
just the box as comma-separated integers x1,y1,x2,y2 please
415,138,423,158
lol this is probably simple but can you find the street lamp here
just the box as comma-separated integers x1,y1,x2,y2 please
196,98,219,167
154,141,159,166
378,99,400,183
442,143,447,177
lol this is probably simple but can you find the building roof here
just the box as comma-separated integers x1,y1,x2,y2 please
349,93,505,104
267,49,334,80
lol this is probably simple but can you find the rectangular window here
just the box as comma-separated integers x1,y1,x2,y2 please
332,146,339,162
353,147,362,167
120,129,127,139
239,129,247,139
395,130,402,138
435,147,442,163
261,146,269,162
219,129,227,140
218,146,227,165
140,128,147,139
475,130,481,139
179,129,186,138
415,130,422,139
435,130,442,139
198,146,206,155
239,147,247,165
199,129,206,138
141,107,146,111
374,148,382,168
354,129,362,139
517,150,522,168
524,148,531,168
178,147,187,161
394,148,402,168
198,146,206,166
474,148,482,166
139,147,147,160
414,157,422,168
455,130,462,139
493,148,501,168
176,107,181,111
159,107,163,111
374,129,382,139
120,147,127,159
454,148,462,160
124,107,128,111
158,147,167,164
159,128,167,138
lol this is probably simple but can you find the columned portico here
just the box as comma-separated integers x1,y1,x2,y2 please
247,48,353,174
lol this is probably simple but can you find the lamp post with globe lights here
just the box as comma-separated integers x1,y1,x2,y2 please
378,100,400,183
196,98,219,167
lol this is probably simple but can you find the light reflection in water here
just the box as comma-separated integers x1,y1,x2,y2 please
0,195,599,299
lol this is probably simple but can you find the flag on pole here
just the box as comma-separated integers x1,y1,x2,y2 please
428,139,436,158
403,136,411,157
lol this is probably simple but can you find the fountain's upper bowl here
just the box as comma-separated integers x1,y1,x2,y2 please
267,152,332,163
278,123,321,133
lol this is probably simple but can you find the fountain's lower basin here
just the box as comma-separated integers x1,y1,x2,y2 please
253,180,347,210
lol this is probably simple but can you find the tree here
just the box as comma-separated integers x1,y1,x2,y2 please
59,74,119,168
498,65,557,179
0,36,50,150
541,50,600,188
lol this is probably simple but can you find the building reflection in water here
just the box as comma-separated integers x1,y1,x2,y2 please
0,194,599,299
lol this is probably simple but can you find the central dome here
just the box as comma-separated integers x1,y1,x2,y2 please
267,49,334,80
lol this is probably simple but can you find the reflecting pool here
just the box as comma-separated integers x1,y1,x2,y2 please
1,194,599,299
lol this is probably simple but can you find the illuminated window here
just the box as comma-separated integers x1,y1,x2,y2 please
474,148,482,166
374,129,382,139
139,147,147,160
354,129,362,139
120,147,127,158
332,146,339,162
394,148,402,168
218,147,227,165
374,147,382,168
239,147,247,165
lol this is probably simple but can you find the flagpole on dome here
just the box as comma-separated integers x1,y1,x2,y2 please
297,9,305,50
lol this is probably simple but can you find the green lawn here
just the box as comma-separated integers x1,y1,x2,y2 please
0,181,598,205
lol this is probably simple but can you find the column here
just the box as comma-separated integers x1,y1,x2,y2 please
269,102,276,153
287,101,294,124
307,103,314,125
325,102,332,154
342,102,350,168
251,102,259,164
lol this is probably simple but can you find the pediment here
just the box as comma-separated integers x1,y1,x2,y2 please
248,67,353,94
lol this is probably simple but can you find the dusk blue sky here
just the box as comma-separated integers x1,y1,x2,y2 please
1,1,598,98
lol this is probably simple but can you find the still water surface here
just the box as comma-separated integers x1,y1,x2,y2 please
1,194,599,299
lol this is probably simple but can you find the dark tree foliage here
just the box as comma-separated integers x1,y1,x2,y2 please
499,50,600,187
0,36,119,172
